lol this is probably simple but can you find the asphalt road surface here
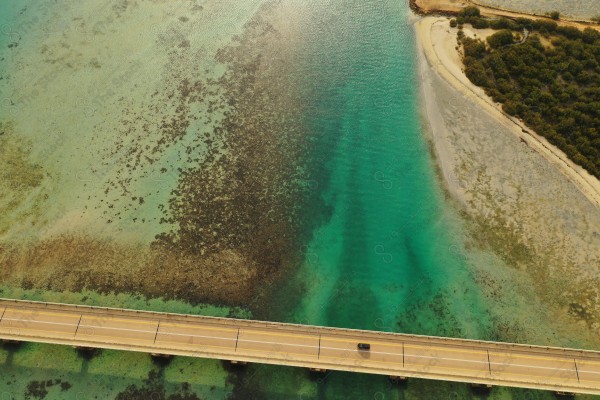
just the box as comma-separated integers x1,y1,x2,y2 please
0,299,598,395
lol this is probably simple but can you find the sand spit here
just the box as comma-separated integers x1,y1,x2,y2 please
417,17,600,209
416,16,600,344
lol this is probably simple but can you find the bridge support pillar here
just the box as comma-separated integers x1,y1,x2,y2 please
389,376,408,384
555,392,575,398
469,383,492,394
151,353,174,359
73,346,96,351
470,383,492,388
74,346,100,360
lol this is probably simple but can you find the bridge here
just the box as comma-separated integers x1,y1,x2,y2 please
0,298,599,395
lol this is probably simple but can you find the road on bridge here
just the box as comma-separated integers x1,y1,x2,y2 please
0,298,599,395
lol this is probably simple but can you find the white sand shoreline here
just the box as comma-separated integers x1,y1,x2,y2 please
415,16,600,210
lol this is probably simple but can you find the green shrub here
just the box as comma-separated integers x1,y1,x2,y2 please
489,18,508,30
487,30,514,48
471,17,490,29
549,11,560,20
532,19,558,33
459,6,481,18
556,26,582,40
462,37,486,58
489,18,520,31
464,59,490,86
582,28,600,44
515,17,534,29
450,19,457,28
502,101,518,116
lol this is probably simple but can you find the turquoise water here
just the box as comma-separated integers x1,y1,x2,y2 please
0,0,505,398
1,1,596,399
248,0,494,341
239,1,496,398
286,0,490,335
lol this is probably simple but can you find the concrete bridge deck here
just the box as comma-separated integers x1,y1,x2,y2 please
0,298,599,395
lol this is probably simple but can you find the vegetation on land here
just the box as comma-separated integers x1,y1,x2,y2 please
455,9,600,178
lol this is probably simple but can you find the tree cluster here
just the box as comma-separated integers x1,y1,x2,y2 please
455,6,490,29
459,21,600,177
486,30,515,48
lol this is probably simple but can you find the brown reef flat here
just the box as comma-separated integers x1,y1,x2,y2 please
0,1,319,308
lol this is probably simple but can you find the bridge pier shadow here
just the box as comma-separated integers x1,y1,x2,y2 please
2,340,23,367
221,359,248,373
307,368,331,400
75,347,100,376
150,353,173,368
469,383,492,398
388,376,409,400
308,370,408,400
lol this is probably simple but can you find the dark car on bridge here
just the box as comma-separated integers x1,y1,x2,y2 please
357,343,371,350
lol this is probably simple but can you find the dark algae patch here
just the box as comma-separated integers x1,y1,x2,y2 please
116,370,203,400
1,0,321,398
25,379,71,399
155,2,320,292
0,1,322,309
3,237,259,305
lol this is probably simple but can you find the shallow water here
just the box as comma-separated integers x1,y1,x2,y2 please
238,1,492,398
0,0,264,243
286,0,490,335
1,1,599,399
232,1,600,398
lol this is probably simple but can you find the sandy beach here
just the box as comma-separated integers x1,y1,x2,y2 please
413,0,600,27
415,15,600,345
